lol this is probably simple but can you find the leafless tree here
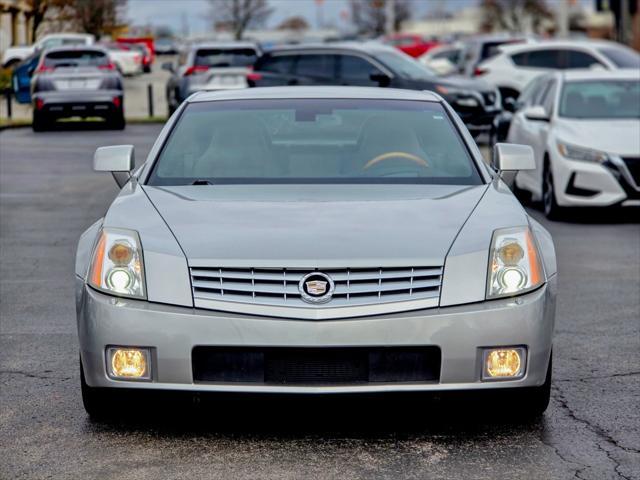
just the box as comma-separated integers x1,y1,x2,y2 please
349,0,411,36
209,0,273,40
480,0,553,34
68,0,127,38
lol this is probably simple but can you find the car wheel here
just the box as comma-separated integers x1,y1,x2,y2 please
543,164,563,220
518,353,552,418
108,113,126,130
32,111,48,132
80,360,113,419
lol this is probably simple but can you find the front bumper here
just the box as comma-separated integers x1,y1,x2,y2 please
77,277,556,394
550,149,640,207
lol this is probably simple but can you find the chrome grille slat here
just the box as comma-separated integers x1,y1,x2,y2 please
190,266,443,311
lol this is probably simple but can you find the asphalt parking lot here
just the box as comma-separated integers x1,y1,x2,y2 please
0,124,638,479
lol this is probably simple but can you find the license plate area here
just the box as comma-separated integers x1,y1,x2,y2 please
192,346,441,385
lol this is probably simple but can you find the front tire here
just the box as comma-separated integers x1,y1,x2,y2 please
80,360,111,419
543,163,564,220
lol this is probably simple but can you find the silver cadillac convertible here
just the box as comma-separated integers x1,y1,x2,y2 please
75,86,557,418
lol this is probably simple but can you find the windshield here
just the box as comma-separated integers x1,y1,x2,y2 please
559,80,640,119
43,50,108,68
148,99,481,186
195,48,258,67
373,51,436,79
597,47,640,68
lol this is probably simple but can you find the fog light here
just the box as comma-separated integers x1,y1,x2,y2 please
107,347,151,380
483,347,526,380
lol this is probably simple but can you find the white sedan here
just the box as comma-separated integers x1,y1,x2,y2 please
507,70,640,218
476,40,640,104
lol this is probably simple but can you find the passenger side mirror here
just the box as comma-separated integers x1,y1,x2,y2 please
492,143,535,172
503,97,518,113
94,145,135,188
523,105,549,122
370,71,391,87
161,62,175,73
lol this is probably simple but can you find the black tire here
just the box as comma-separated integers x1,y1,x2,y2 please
80,360,112,420
543,162,564,220
108,112,126,130
512,177,532,205
32,111,48,132
518,353,552,418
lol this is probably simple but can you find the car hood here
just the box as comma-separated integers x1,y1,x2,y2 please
430,74,494,92
143,184,488,268
554,118,640,157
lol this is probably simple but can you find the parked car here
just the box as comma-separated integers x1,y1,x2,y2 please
458,35,530,77
507,70,640,218
476,40,640,104
164,42,261,114
155,37,179,55
249,43,501,136
76,86,556,419
11,51,42,104
2,33,94,68
116,37,155,72
102,43,143,76
31,46,125,131
381,33,440,58
418,43,464,76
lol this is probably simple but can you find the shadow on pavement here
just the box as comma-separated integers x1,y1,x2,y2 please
82,391,544,439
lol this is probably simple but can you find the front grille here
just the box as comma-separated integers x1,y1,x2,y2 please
189,266,442,309
192,347,442,385
622,157,640,188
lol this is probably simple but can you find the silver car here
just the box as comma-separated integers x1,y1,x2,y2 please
76,86,557,419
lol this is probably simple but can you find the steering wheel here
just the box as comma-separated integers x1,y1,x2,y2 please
363,151,429,170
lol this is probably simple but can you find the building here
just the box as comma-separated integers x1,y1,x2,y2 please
0,0,34,53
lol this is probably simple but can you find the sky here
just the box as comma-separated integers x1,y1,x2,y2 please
126,0,596,36
126,0,468,35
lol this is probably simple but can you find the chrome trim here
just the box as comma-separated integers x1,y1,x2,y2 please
610,155,640,192
192,296,440,320
189,266,443,319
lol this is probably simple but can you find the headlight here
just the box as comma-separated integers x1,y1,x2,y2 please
487,226,544,299
557,141,608,163
88,228,146,299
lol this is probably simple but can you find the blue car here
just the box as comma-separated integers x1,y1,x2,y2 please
12,51,41,104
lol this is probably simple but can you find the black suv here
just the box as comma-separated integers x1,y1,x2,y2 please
249,43,501,135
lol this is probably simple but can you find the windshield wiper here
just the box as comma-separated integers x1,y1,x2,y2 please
191,179,214,185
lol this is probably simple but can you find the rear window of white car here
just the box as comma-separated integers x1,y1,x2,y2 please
148,99,482,186
559,80,640,119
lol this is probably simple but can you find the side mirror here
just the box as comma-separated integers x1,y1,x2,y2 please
523,105,549,121
370,71,391,87
492,143,535,172
94,145,135,188
503,97,517,113
161,62,175,73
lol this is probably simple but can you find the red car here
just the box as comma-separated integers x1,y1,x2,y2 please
383,34,440,58
116,37,155,73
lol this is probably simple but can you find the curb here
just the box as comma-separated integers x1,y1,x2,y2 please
0,117,167,131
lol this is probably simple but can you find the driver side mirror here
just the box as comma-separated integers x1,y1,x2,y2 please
94,145,135,188
523,105,549,122
370,71,391,87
